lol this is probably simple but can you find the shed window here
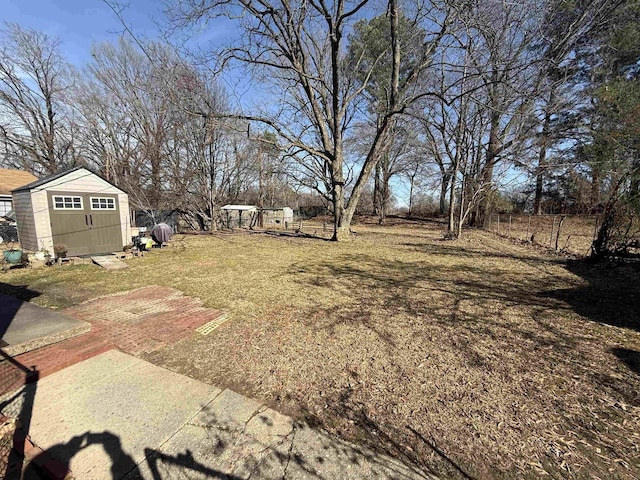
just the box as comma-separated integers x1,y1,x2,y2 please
53,196,83,210
90,197,116,210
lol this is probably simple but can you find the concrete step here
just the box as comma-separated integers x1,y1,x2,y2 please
91,256,128,270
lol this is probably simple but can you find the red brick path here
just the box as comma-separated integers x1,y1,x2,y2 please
0,287,224,397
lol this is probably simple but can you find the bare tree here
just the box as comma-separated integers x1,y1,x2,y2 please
166,0,451,240
461,1,540,228
75,37,253,228
0,23,77,174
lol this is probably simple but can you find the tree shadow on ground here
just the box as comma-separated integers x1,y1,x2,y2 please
613,348,640,376
540,259,640,332
285,249,640,478
296,393,476,480
401,241,557,263
15,402,428,479
290,252,590,354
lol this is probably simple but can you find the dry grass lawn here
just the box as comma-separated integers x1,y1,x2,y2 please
487,214,599,256
1,218,639,479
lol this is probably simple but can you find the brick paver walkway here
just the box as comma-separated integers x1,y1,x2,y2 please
0,287,225,397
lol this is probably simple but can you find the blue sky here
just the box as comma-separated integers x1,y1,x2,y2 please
3,0,163,65
5,1,512,209
0,1,430,208
3,1,254,105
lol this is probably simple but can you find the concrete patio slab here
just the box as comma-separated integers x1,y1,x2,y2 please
3,350,431,479
0,294,90,357
128,401,430,480
3,350,220,479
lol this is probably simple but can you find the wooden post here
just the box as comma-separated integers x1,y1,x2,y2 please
526,214,531,242
497,214,500,234
509,214,512,236
555,215,565,251
258,143,264,228
550,216,556,249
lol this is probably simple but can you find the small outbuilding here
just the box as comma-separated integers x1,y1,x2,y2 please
262,207,294,228
12,167,131,257
221,205,257,229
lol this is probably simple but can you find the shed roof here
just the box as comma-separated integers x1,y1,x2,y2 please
12,166,125,194
0,169,37,196
221,205,257,211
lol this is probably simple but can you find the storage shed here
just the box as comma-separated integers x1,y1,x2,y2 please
262,207,294,228
221,205,257,228
12,167,131,257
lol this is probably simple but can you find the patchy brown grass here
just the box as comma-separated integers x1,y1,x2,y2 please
2,220,639,479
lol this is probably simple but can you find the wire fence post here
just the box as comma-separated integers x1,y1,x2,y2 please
555,215,565,251
549,215,556,249
497,214,500,234
526,214,531,242
508,214,512,236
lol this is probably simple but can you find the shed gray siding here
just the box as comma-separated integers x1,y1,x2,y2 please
13,190,38,251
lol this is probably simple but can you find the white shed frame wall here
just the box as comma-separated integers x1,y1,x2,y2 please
14,168,131,254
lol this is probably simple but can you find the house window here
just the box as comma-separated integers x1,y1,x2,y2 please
53,196,83,210
90,197,116,210
0,199,11,217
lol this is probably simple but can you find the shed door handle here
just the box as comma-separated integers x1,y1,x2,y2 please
85,214,88,226
90,214,93,226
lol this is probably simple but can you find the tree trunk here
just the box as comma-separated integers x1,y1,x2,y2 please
333,182,349,241
591,166,601,207
473,109,500,228
373,162,381,216
534,88,554,215
331,151,348,241
45,91,57,173
379,173,390,225
448,169,458,235
440,171,451,216
408,173,415,216
533,159,545,215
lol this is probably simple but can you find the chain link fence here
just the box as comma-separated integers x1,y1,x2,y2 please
487,214,600,257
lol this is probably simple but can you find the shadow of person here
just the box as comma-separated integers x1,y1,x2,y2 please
23,431,140,479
